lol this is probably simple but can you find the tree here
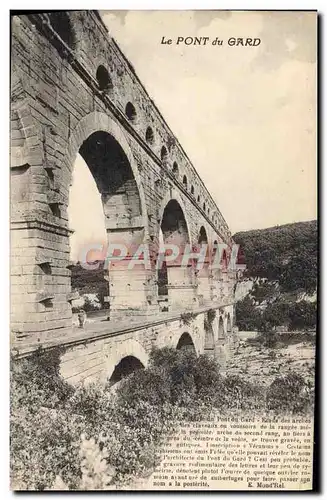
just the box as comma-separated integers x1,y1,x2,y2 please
288,301,317,330
235,296,264,331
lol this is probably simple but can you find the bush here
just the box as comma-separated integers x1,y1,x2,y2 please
11,349,83,490
256,330,278,348
10,345,314,490
288,301,317,330
219,375,265,411
266,372,313,415
235,296,264,331
262,300,289,329
10,347,74,410
118,348,220,417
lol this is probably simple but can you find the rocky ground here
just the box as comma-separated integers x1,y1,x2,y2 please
225,330,316,387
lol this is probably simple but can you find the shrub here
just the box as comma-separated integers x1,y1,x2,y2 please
219,375,265,411
10,345,314,490
266,372,313,414
262,300,289,329
118,365,171,407
10,348,82,490
11,347,74,410
235,296,264,331
288,301,317,330
257,330,278,348
180,312,195,325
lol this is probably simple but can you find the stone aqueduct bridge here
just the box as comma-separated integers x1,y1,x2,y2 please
11,11,238,384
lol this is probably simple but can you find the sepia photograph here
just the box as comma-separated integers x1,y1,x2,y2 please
10,9,317,491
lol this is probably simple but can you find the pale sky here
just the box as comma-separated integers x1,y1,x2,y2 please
68,11,317,259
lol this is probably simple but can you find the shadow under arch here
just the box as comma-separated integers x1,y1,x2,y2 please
176,332,197,354
105,338,149,383
65,111,148,230
196,225,210,304
204,310,215,356
109,355,144,384
78,130,142,222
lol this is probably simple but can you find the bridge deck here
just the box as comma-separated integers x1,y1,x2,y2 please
13,302,234,357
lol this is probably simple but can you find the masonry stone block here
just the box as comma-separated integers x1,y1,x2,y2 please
11,11,237,359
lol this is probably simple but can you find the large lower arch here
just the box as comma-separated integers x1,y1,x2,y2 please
64,112,148,224
65,112,151,318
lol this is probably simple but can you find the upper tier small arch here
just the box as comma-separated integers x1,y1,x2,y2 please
125,101,137,122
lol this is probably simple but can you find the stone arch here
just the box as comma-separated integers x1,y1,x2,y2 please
78,130,142,221
218,315,225,339
68,130,144,253
212,239,219,255
161,145,168,163
221,246,228,272
227,313,232,333
157,196,193,307
145,126,154,145
105,338,149,382
176,332,196,354
65,112,150,317
210,238,221,301
198,226,208,245
96,65,113,91
110,356,144,384
196,226,210,303
155,327,199,356
161,199,190,247
157,226,168,298
125,101,137,122
158,189,192,246
211,238,221,266
172,161,179,177
65,112,148,228
204,311,215,356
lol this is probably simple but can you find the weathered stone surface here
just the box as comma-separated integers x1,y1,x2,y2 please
10,11,238,375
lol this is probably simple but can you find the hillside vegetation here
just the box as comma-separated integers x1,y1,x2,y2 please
233,220,318,331
233,220,317,294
